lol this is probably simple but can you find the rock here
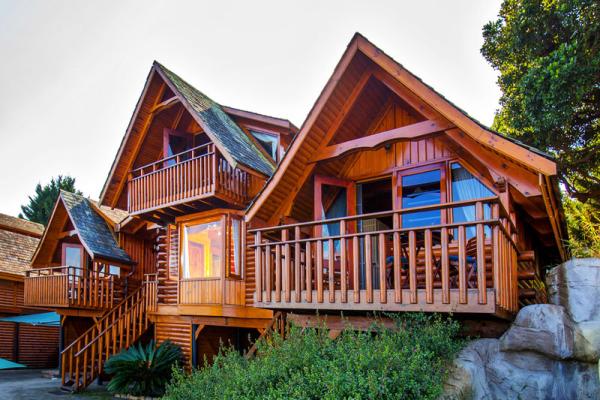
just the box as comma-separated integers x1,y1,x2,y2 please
574,321,600,363
547,258,600,323
499,304,575,359
442,339,600,400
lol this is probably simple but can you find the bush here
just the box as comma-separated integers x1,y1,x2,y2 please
165,314,462,400
104,340,182,397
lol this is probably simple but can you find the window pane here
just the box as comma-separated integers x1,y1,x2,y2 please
108,265,120,276
182,220,222,278
230,219,241,276
402,169,441,228
64,247,82,269
251,131,278,160
451,163,494,237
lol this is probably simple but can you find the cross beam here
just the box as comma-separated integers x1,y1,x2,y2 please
310,119,454,162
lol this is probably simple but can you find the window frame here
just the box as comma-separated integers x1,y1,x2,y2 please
179,215,226,280
246,126,281,162
227,215,244,279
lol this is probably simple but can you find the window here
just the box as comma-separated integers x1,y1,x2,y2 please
450,162,494,237
108,265,120,276
401,169,441,228
181,219,223,279
163,129,192,167
251,130,278,161
230,218,242,277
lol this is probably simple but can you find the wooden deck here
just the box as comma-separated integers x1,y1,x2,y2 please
127,143,259,215
24,264,121,310
250,197,520,316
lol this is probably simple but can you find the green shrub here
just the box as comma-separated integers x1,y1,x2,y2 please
165,314,462,400
104,340,182,397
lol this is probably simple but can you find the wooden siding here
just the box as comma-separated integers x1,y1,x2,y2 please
120,234,157,280
155,317,192,369
179,279,222,304
0,321,59,369
0,279,24,313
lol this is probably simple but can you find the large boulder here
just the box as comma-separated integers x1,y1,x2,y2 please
547,258,600,323
499,304,575,359
443,339,600,400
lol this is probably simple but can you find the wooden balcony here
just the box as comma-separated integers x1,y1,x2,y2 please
250,197,520,317
127,143,257,215
24,264,121,310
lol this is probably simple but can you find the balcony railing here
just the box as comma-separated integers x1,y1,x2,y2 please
127,143,255,214
250,197,520,316
24,264,121,309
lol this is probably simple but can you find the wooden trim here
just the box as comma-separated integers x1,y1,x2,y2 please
152,96,179,114
311,120,454,162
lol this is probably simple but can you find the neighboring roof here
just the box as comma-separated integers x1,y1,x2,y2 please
222,105,299,132
60,191,133,264
89,200,129,226
154,62,275,176
0,311,60,327
0,223,40,276
0,213,44,237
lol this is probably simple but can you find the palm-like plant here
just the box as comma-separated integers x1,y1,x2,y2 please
104,340,182,397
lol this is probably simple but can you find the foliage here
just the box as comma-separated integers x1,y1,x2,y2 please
165,314,462,400
19,175,81,225
104,340,182,397
482,0,600,207
564,195,600,257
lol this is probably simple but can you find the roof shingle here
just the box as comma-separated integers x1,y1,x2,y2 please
60,191,133,265
155,62,275,176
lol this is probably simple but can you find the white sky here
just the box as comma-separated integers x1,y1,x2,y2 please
0,0,502,217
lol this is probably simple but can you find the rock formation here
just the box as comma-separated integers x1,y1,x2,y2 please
443,259,600,399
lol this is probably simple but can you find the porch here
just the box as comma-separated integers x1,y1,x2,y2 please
127,143,261,216
24,264,123,310
250,198,521,317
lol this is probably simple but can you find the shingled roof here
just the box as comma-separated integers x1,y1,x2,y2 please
0,215,41,276
0,213,44,237
60,191,133,265
154,62,275,176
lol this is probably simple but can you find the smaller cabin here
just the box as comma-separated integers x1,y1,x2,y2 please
0,213,59,369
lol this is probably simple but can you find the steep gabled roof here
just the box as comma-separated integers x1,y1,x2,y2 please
59,191,132,264
154,62,275,176
0,215,41,276
246,33,560,225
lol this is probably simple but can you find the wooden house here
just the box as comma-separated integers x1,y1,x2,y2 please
24,33,566,391
0,213,59,369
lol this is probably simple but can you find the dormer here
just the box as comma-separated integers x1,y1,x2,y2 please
100,62,297,223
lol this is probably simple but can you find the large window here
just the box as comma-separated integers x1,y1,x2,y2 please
451,162,494,237
401,169,441,228
251,130,279,161
181,219,223,279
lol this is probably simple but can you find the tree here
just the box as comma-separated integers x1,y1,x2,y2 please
19,175,82,225
481,0,600,206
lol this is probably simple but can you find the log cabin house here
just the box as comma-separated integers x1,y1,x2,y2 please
24,33,566,391
0,213,59,369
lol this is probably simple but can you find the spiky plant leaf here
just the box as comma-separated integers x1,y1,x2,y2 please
104,340,182,396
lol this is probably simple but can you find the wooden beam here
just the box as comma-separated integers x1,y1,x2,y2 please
151,96,179,114
311,119,454,162
194,324,205,340
57,229,77,239
445,129,541,197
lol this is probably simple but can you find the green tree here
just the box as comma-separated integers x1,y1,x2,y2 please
19,175,82,225
482,0,600,252
482,0,599,202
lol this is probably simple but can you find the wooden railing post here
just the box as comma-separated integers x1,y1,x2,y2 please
255,231,262,303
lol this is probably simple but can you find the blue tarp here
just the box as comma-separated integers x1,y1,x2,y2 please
0,312,60,326
0,358,26,369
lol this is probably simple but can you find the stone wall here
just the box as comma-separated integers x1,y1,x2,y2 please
443,259,600,399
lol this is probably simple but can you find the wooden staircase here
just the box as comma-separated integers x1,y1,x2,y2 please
60,274,158,392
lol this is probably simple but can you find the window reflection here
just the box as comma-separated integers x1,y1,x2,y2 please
402,169,441,228
182,220,222,279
